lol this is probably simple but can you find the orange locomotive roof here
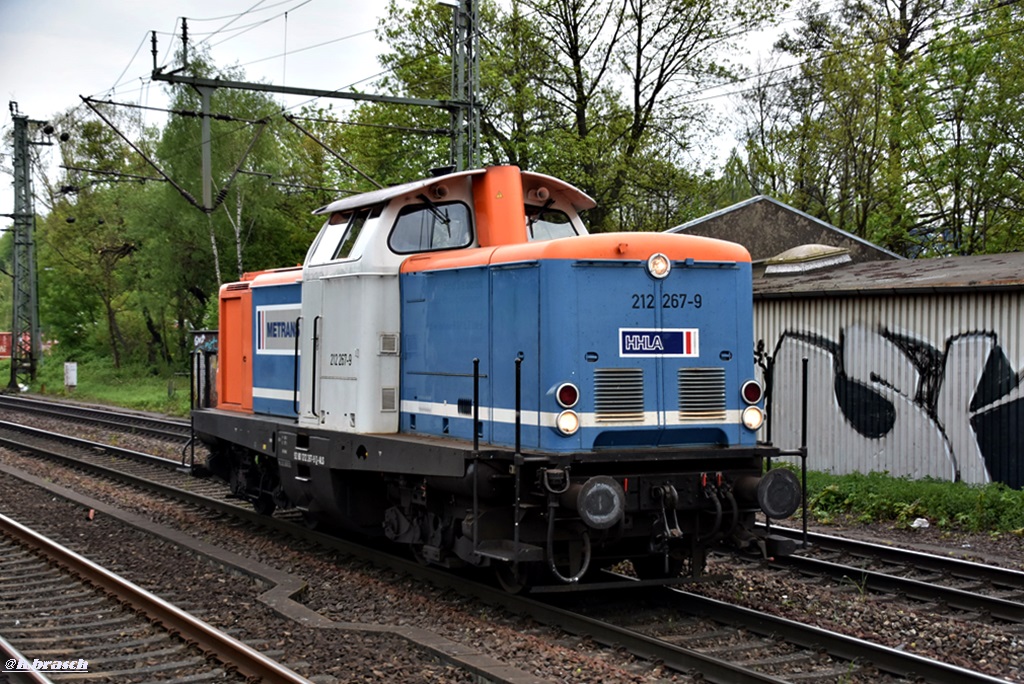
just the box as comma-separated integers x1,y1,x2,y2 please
249,267,303,287
400,232,751,274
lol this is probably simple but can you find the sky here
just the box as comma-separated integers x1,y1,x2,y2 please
0,0,398,215
0,0,795,218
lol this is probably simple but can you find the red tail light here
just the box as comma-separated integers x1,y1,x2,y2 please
741,380,763,404
556,383,579,408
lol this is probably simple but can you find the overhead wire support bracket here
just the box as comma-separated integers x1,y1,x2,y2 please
283,114,383,189
148,26,477,171
81,96,204,211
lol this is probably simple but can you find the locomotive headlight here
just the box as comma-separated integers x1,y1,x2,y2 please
742,406,765,430
646,253,671,279
555,410,580,436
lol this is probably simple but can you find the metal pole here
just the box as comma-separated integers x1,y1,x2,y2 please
514,356,522,455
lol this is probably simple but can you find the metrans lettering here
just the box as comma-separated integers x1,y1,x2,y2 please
256,304,302,354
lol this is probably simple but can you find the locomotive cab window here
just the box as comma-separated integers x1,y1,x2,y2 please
388,201,472,254
309,204,382,264
526,205,578,241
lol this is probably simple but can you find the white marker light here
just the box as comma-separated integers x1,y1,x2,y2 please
556,410,580,436
742,406,765,430
647,253,671,279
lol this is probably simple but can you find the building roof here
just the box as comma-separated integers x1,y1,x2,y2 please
669,195,903,264
754,251,1024,298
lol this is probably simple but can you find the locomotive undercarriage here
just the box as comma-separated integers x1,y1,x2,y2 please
379,456,798,588
197,411,801,591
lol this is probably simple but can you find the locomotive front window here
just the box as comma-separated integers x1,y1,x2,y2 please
388,201,472,254
526,205,577,241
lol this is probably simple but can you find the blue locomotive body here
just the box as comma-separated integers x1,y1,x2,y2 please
399,257,758,453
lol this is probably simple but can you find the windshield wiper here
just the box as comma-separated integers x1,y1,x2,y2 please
527,198,555,238
417,193,450,226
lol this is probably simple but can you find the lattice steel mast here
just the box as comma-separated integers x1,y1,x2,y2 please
6,104,43,391
448,0,480,170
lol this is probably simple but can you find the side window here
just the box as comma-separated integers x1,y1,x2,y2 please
388,201,472,254
308,204,381,265
526,206,577,241
333,206,376,259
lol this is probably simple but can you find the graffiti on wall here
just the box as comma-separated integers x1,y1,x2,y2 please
767,324,1023,488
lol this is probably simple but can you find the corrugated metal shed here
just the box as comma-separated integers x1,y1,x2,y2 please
753,252,1024,488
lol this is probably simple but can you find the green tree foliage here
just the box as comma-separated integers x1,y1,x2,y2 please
739,0,1024,256
37,49,319,368
38,106,149,367
28,0,1023,381
365,0,783,232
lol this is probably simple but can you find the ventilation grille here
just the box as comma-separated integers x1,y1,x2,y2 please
594,368,644,422
225,282,250,291
678,367,726,422
381,387,397,412
379,333,400,355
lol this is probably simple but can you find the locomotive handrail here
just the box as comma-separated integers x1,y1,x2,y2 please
513,356,524,582
472,357,480,555
292,316,302,416
310,315,321,418
766,357,809,547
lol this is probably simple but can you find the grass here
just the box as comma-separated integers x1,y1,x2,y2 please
8,352,192,417
800,469,1024,535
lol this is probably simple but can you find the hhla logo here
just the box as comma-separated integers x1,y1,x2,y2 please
619,328,699,357
623,334,664,351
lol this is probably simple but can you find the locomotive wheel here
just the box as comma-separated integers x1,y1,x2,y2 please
495,562,542,594
410,543,429,565
632,553,685,580
253,493,276,516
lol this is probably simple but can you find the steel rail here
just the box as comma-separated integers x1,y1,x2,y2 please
0,512,311,684
0,419,183,469
0,633,54,684
773,553,1024,622
0,395,190,440
672,589,1009,684
767,524,1024,589
0,424,788,683
2,422,1012,683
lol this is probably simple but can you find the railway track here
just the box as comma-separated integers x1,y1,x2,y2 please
0,410,1019,682
0,395,191,442
763,525,1024,623
0,512,308,683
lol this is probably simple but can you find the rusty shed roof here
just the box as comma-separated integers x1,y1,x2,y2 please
754,251,1024,298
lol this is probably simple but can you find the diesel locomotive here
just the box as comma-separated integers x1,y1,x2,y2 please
192,165,801,590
